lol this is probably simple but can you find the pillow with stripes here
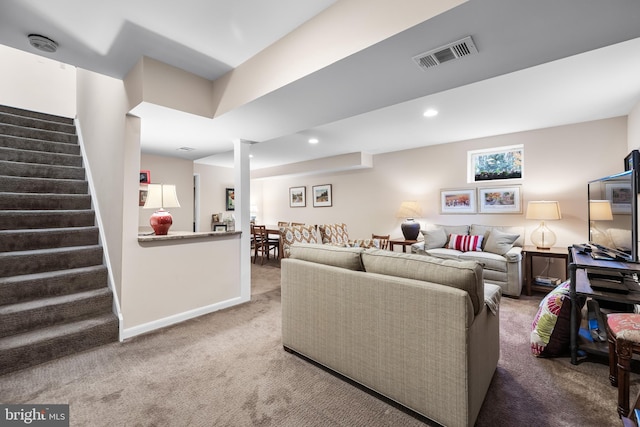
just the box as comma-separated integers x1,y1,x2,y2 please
447,234,483,252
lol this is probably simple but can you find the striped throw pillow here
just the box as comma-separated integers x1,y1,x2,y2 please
447,234,483,252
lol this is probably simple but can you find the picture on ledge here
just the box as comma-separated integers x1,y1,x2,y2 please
468,145,523,183
138,189,148,206
213,224,227,232
289,186,306,207
139,170,151,184
312,184,332,207
440,189,476,214
605,182,632,214
225,188,235,211
478,185,522,214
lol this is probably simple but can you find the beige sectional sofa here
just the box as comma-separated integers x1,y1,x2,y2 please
281,244,501,427
411,224,524,297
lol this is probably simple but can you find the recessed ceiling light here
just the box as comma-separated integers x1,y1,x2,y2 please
308,138,319,144
176,146,195,152
423,109,438,118
28,34,58,53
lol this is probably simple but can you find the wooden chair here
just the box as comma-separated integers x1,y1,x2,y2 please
251,225,278,264
606,312,640,417
277,221,290,227
372,234,390,250
291,222,305,226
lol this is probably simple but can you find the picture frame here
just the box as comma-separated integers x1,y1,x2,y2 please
312,184,332,207
225,188,235,211
440,188,477,214
605,182,633,214
138,189,148,206
478,185,522,214
139,170,151,185
289,186,306,207
211,214,220,224
213,224,227,232
468,144,523,183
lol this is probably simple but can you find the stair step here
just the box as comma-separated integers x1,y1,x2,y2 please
0,146,82,167
0,105,74,126
0,209,95,230
0,175,88,194
0,226,99,252
0,287,113,338
0,313,118,376
0,245,103,278
0,111,75,134
0,134,80,155
0,192,92,210
0,160,85,180
0,123,77,144
0,265,108,305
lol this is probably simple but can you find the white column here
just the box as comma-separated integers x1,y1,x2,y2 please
234,139,252,301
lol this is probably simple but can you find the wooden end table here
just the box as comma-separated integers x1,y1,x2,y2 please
389,238,418,253
523,245,569,296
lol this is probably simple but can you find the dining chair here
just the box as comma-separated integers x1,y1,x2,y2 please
372,234,390,250
278,221,290,227
291,222,305,226
251,225,278,264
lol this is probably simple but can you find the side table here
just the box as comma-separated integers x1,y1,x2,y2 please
389,238,418,253
523,245,569,296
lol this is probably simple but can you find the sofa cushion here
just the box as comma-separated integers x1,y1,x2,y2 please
425,247,462,260
362,249,484,315
289,243,365,271
459,251,508,272
447,234,483,252
421,227,448,249
280,225,320,258
318,223,349,245
483,228,520,255
470,224,524,248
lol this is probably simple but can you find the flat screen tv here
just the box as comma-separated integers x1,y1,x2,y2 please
588,170,638,262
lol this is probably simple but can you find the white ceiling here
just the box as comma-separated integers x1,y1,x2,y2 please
1,0,640,172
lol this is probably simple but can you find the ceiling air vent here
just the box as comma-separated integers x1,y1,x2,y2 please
412,36,478,70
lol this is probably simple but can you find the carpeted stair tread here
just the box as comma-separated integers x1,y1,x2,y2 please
0,175,88,194
0,134,80,155
0,105,74,125
0,160,85,180
0,245,103,278
0,111,75,134
0,313,118,376
0,192,91,210
0,226,99,252
0,265,108,305
0,146,82,167
0,209,95,230
0,123,77,144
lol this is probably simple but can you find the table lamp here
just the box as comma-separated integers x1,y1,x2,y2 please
396,201,423,240
589,200,613,242
526,201,562,249
144,184,181,235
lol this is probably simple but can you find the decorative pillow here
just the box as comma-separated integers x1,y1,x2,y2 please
530,281,581,357
318,223,349,245
484,229,520,255
280,225,320,258
421,228,448,249
447,234,483,252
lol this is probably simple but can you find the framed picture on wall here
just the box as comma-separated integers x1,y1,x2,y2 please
289,186,306,207
312,184,332,207
225,188,235,211
467,145,523,183
478,185,522,214
440,188,476,214
140,170,151,184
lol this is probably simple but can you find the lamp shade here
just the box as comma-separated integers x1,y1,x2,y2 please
589,200,613,221
525,201,561,220
143,184,181,235
396,201,423,240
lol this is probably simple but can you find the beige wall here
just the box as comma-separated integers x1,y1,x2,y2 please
194,163,235,231
0,45,76,117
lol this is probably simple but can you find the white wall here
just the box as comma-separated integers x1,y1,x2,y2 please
0,45,76,117
194,163,235,231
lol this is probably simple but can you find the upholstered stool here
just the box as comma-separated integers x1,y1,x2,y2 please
606,313,640,417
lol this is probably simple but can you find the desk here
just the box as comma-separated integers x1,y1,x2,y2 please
389,238,418,253
523,246,569,296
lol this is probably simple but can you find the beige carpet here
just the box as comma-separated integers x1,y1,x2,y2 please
0,259,633,426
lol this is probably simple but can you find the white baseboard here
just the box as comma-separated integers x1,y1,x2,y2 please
121,295,249,340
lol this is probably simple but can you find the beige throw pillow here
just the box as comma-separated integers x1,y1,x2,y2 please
421,228,448,249
484,228,520,255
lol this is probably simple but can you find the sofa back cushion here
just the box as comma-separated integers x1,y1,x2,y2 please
362,249,484,315
280,225,320,258
288,243,365,271
470,224,524,248
483,228,521,255
421,224,470,249
318,223,350,245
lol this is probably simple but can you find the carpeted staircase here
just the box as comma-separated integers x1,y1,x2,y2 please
0,105,119,376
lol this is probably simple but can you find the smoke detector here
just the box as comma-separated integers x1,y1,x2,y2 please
28,34,58,53
412,36,478,70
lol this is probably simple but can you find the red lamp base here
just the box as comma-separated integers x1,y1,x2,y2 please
150,209,173,235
